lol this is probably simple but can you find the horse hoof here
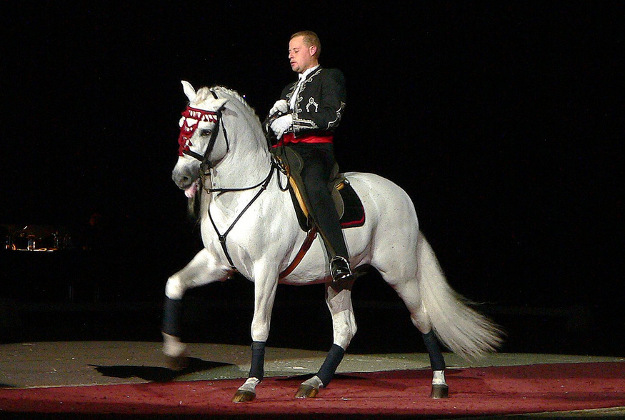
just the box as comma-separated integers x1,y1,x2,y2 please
430,384,449,399
232,389,256,403
295,384,319,398
165,354,189,372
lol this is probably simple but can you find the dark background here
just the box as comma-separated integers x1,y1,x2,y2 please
1,2,623,355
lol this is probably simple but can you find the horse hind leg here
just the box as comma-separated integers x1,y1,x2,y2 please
295,281,356,398
393,279,449,398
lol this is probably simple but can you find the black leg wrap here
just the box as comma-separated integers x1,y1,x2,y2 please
316,344,345,387
423,330,446,371
162,297,183,337
249,341,266,380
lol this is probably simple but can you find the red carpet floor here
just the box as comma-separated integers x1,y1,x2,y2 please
0,362,624,418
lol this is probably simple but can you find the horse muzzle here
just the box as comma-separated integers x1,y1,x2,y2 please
172,162,200,192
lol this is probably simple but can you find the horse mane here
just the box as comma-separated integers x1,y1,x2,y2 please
194,85,260,124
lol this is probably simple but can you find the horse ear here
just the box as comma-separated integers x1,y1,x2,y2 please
181,80,196,102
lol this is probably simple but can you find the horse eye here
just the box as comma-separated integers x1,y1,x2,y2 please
199,129,212,136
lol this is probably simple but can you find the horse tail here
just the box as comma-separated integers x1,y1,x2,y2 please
417,232,504,360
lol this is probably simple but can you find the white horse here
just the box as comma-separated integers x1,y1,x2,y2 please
164,81,502,402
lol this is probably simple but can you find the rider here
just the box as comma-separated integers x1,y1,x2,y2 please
267,30,352,285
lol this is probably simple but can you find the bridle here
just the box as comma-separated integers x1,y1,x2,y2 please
178,90,230,171
177,89,279,270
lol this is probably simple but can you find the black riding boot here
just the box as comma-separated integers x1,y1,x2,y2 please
290,143,353,286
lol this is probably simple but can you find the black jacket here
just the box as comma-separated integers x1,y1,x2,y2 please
280,67,346,138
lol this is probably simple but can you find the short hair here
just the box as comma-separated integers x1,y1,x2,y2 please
290,30,321,58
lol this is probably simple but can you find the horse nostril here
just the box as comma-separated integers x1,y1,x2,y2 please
172,171,189,187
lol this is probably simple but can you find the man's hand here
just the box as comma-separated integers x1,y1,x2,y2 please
269,99,288,116
270,114,293,139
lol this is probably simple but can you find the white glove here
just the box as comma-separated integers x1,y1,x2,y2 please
270,114,293,139
269,99,288,116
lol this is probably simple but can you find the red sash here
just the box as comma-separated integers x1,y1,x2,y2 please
275,132,334,146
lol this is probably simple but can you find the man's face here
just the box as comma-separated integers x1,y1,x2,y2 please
288,36,316,73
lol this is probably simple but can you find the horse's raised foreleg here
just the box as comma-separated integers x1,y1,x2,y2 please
162,248,228,371
232,266,279,403
162,298,188,371
295,281,356,398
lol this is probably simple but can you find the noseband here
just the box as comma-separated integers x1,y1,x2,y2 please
178,90,229,170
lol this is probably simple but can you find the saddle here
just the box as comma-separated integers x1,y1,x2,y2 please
271,146,365,232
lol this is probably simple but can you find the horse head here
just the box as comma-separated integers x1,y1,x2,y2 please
172,81,230,196
172,81,269,198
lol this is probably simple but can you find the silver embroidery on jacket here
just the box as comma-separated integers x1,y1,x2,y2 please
306,97,319,113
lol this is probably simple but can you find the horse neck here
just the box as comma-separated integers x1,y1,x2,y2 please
210,113,272,189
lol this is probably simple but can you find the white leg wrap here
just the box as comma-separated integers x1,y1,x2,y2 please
302,375,324,390
432,370,446,386
238,377,261,393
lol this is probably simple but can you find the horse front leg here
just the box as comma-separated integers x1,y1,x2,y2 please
162,248,228,371
232,267,279,403
295,280,357,398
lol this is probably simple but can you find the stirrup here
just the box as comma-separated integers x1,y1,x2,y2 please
330,256,353,284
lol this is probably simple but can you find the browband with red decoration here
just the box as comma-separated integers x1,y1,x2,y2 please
178,106,219,156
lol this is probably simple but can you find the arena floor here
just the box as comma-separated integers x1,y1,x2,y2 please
1,341,623,418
